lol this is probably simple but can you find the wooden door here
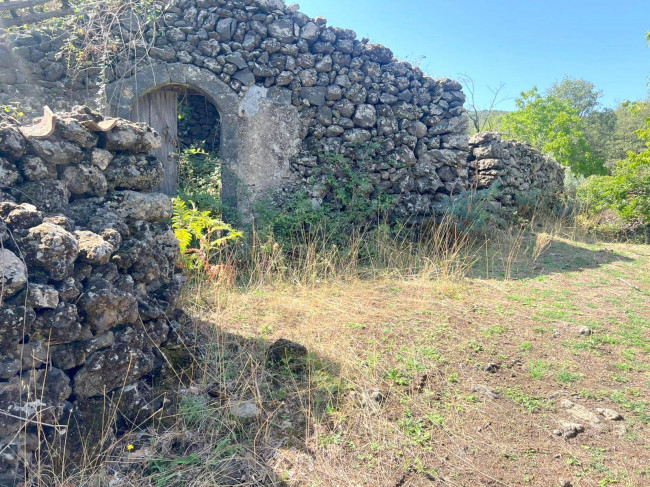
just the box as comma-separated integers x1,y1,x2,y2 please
133,89,179,196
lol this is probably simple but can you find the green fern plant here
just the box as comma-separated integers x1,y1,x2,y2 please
172,198,243,270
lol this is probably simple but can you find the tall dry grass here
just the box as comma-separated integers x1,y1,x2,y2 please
11,206,597,486
187,214,479,296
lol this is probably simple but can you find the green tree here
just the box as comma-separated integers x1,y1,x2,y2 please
547,77,602,117
583,108,617,165
609,100,650,163
501,88,606,176
579,118,650,224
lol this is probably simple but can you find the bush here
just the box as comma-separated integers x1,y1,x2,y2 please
254,150,397,247
178,147,222,217
441,186,502,232
579,119,650,228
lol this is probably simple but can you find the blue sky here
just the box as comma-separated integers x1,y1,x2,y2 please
296,0,650,111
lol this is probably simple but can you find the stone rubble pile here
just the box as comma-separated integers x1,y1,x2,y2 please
0,107,189,486
468,132,565,211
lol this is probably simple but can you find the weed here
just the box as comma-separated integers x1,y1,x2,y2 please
399,410,432,446
482,324,509,337
520,341,533,352
385,368,411,386
505,387,554,412
556,369,583,384
527,360,551,380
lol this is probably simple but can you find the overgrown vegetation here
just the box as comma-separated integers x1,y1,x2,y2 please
579,116,650,231
478,48,650,240
33,212,650,487
253,149,397,247
177,147,223,217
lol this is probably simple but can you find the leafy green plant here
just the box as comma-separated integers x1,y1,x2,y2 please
579,118,650,228
1,104,25,120
441,185,501,232
527,360,550,380
556,369,582,384
172,199,242,270
501,87,606,176
255,148,397,247
505,387,554,413
399,410,432,446
148,454,202,487
384,368,410,386
178,147,223,217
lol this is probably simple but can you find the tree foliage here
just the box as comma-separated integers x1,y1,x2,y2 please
579,118,650,225
501,87,606,176
547,78,602,117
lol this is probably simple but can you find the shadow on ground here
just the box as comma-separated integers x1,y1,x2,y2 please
59,328,342,487
472,237,634,281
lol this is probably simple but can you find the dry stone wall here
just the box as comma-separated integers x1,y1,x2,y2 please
178,92,222,151
0,0,470,220
0,107,190,487
0,1,565,222
468,132,565,211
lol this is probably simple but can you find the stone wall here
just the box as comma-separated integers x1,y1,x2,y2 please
468,132,565,210
0,0,470,220
178,92,221,151
0,107,189,486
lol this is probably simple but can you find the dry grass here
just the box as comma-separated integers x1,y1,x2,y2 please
18,216,650,487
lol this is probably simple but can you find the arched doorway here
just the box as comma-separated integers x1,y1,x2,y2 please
105,63,240,214
132,86,222,208
106,63,301,221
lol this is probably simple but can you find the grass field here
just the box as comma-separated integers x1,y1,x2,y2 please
57,226,650,487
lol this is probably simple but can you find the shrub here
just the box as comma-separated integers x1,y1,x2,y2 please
254,150,397,246
579,118,650,231
441,185,502,232
172,199,242,271
178,147,222,217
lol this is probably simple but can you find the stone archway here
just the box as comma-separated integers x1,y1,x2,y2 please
105,63,240,214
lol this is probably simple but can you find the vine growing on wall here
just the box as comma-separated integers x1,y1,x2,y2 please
57,0,163,106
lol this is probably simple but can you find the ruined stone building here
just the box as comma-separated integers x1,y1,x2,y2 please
0,0,563,220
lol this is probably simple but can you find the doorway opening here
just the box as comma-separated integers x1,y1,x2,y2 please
133,86,223,216
176,89,223,216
